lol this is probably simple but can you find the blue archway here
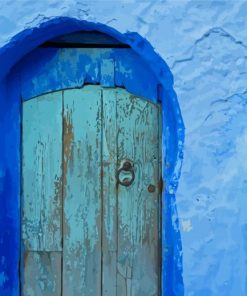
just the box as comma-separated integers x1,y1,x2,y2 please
0,17,184,295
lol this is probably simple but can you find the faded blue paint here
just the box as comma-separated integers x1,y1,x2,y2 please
63,86,102,294
0,17,184,295
100,58,115,87
18,48,158,102
0,272,8,286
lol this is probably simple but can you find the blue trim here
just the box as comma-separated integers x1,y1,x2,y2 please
0,17,185,295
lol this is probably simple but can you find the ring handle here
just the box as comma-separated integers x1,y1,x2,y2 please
116,161,135,187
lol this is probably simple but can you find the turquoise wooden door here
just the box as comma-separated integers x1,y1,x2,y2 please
21,85,161,295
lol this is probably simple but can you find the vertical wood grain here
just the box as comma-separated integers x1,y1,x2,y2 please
62,86,102,296
102,89,117,295
22,252,61,296
22,92,63,296
22,86,161,296
22,92,63,251
116,89,161,296
100,58,115,87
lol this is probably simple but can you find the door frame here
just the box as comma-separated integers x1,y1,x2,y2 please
0,18,185,295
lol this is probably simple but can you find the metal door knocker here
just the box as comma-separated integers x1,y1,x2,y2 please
117,160,135,187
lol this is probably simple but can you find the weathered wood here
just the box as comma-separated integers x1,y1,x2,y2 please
62,86,102,295
22,85,161,296
22,92,63,251
100,58,115,87
116,89,161,295
22,251,62,296
102,89,117,295
20,49,158,103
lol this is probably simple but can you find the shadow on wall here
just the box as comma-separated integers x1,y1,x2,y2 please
0,17,185,295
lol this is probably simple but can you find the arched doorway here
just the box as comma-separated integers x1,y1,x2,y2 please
0,18,184,295
20,31,161,295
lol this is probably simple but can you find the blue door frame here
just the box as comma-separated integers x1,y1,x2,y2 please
0,17,184,296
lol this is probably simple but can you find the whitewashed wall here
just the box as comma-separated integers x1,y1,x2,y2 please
1,1,247,295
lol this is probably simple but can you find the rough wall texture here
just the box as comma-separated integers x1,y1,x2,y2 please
0,1,247,295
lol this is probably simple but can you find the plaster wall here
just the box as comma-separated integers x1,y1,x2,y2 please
0,1,247,295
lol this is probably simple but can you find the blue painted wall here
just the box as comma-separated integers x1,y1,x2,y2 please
0,1,247,295
0,17,184,296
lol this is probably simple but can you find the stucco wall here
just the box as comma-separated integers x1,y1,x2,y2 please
0,1,247,295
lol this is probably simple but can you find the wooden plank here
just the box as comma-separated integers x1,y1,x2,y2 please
102,89,117,295
62,86,102,295
22,92,63,251
100,58,115,87
116,89,161,295
22,251,61,296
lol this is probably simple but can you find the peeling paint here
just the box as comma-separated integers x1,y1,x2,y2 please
0,272,8,287
181,220,192,233
0,16,184,296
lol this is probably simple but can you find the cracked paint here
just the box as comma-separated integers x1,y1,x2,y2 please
181,220,192,233
0,1,247,295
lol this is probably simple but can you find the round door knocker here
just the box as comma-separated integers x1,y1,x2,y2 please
116,160,135,187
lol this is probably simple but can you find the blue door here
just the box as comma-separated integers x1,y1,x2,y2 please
21,44,162,295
